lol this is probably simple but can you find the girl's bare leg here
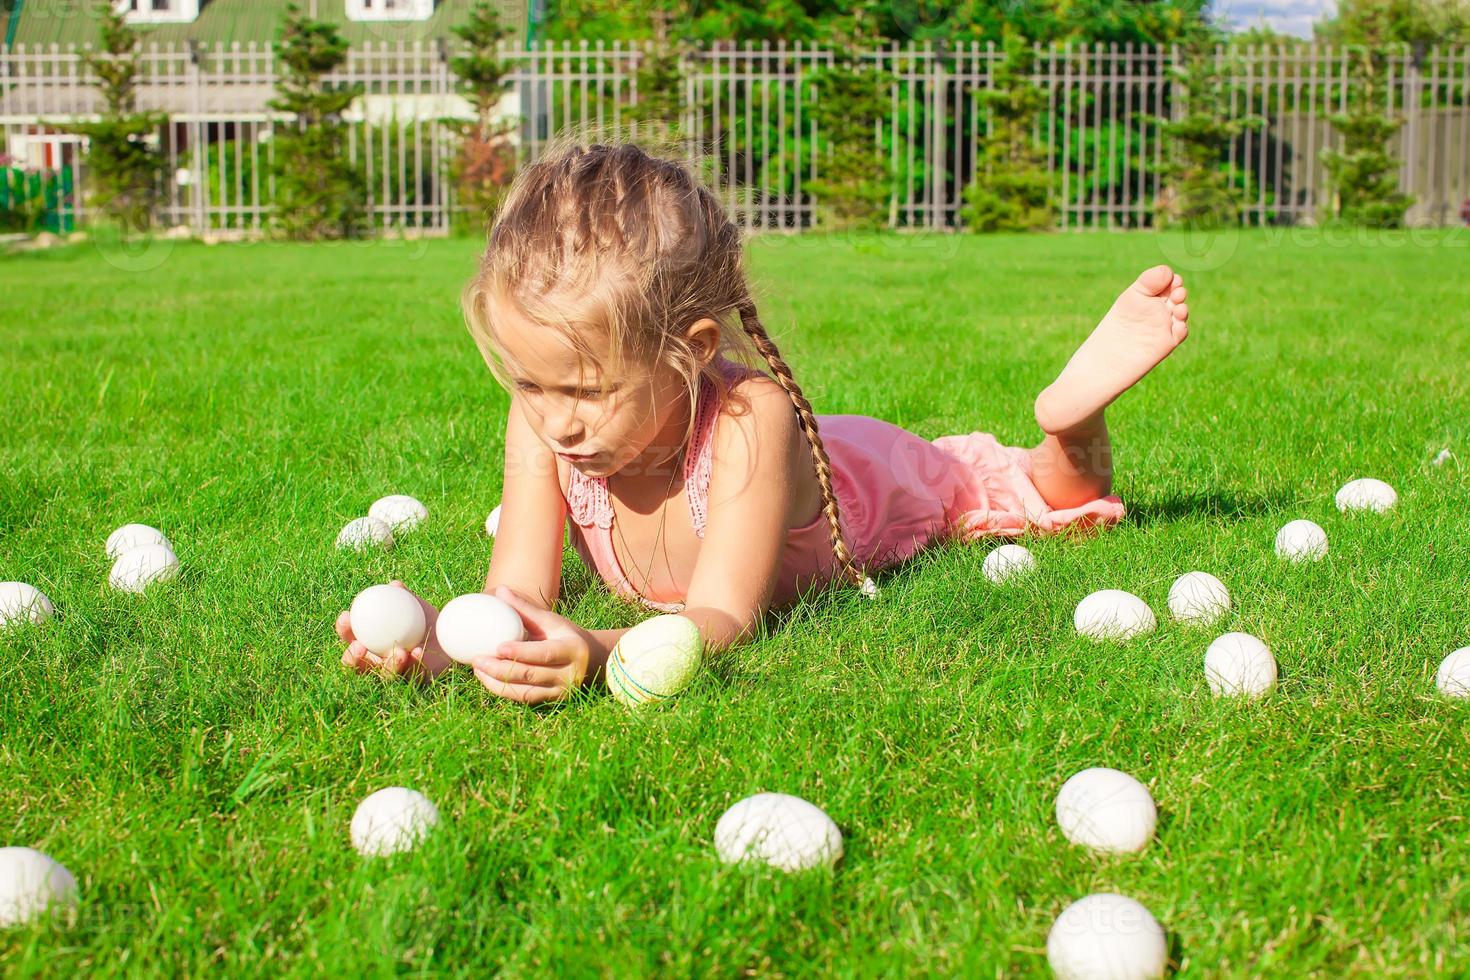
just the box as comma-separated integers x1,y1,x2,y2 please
1029,414,1113,511
1029,265,1190,510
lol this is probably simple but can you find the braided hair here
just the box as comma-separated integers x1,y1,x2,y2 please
463,134,869,593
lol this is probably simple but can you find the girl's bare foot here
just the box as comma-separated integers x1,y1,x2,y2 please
1034,265,1190,435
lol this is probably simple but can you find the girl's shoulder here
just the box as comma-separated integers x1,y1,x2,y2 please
709,355,781,413
707,354,810,448
701,358,797,452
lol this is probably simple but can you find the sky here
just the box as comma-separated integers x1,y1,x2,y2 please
1210,0,1336,37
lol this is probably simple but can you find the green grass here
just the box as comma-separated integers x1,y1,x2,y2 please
2,227,1469,975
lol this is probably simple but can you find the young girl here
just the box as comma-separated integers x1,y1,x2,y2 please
336,139,1189,704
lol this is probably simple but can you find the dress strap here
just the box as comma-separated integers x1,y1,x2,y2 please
686,357,769,538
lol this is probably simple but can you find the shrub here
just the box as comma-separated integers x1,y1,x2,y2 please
806,16,891,232
960,33,1055,232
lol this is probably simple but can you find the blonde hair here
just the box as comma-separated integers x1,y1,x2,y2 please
462,133,866,592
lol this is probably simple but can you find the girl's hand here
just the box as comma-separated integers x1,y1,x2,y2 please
336,580,454,682
472,585,593,705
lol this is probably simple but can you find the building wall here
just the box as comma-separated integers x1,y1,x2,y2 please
5,0,529,48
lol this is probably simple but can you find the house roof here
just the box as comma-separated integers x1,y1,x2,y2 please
4,0,531,50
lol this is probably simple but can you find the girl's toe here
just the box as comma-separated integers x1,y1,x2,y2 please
1137,265,1175,295
1171,286,1187,304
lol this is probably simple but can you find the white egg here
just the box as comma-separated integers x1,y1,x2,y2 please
1047,893,1167,980
105,523,171,560
1274,519,1328,562
1074,590,1156,641
368,494,428,532
982,544,1036,584
1435,647,1470,698
1432,449,1453,467
1167,571,1231,624
0,847,78,927
714,793,843,873
433,592,525,665
349,787,439,857
485,503,502,537
1055,768,1157,854
349,584,428,657
108,543,180,593
1204,632,1278,698
1334,478,1397,513
0,582,55,628
336,516,394,551
605,614,703,707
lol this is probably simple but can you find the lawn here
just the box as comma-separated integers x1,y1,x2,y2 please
2,227,1469,976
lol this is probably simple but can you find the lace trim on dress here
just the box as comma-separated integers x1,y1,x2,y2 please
565,460,614,529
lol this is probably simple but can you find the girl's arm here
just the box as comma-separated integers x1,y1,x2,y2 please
484,392,566,611
677,376,808,653
514,378,800,679
473,379,804,704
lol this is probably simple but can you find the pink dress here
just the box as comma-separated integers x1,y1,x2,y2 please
565,358,1124,612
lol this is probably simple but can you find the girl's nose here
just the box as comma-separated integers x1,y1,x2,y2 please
546,402,585,446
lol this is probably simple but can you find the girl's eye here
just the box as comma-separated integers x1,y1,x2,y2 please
579,385,619,400
515,381,541,393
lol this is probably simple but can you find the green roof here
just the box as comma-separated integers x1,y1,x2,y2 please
5,0,530,50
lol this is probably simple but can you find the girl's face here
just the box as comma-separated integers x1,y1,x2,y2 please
491,300,703,481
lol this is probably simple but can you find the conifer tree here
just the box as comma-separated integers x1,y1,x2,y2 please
1320,18,1414,227
67,1,167,230
1155,32,1260,228
448,2,518,232
960,32,1055,232
269,5,366,239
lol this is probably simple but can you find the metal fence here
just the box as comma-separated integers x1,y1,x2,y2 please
2,39,1468,236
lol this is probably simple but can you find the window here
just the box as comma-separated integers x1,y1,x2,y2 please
116,0,196,23
347,0,435,21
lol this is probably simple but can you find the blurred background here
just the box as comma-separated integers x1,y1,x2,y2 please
2,0,1466,242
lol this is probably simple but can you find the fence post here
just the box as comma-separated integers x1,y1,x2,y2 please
189,42,207,234
1403,42,1422,224
929,40,945,229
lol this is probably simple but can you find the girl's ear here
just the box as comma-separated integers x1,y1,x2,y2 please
685,317,722,367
